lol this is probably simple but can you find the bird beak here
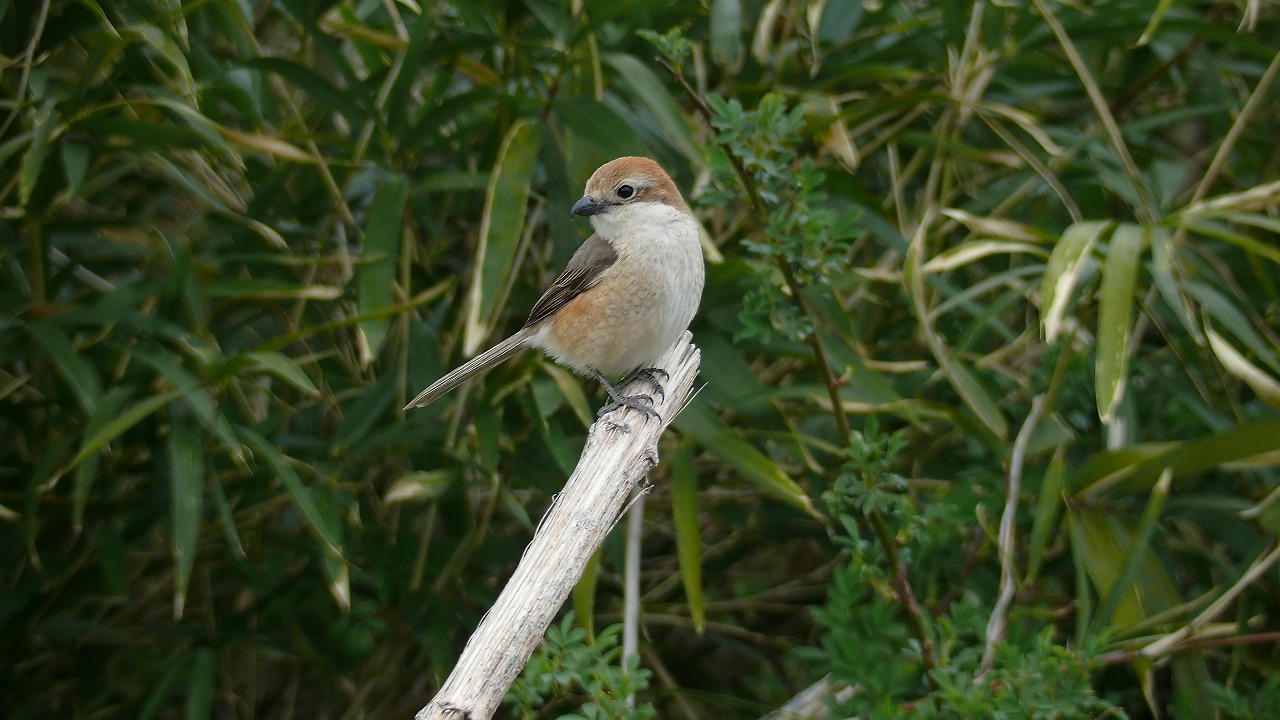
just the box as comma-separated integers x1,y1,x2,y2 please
571,195,605,218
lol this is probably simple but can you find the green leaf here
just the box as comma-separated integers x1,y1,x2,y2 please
1074,421,1280,498
185,647,215,720
1149,225,1200,341
241,429,343,557
131,347,245,465
71,386,131,529
1095,223,1146,422
710,0,743,63
1069,505,1181,633
169,414,204,620
938,350,1008,440
1091,469,1171,632
602,53,700,163
19,103,56,206
553,96,648,161
671,444,704,633
1026,447,1066,584
65,389,182,475
61,141,92,197
243,57,368,123
1041,220,1112,341
244,351,320,397
572,548,603,640
1207,327,1280,409
674,403,819,518
1187,282,1280,376
125,25,196,100
29,321,102,413
463,118,542,355
357,175,410,365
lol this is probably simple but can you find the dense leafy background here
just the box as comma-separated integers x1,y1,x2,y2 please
3,0,1279,718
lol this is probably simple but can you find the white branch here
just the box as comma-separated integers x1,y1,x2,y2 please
979,394,1046,677
416,333,702,720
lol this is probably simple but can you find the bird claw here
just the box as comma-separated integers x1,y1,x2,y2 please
623,367,669,403
597,393,661,422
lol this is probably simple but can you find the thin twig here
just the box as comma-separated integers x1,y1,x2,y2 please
978,395,1047,679
623,491,645,710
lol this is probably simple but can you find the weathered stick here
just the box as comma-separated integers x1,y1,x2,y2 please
416,332,701,720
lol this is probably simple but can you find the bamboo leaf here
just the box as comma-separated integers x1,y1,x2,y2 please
602,53,700,163
65,390,181,475
463,118,541,355
671,444,705,633
1041,220,1111,342
29,321,102,413
357,175,410,365
1206,328,1280,410
571,548,603,640
710,0,743,63
939,351,1008,440
19,103,55,206
674,403,820,518
241,429,343,557
1149,225,1201,342
184,647,215,720
921,240,1048,274
1095,223,1146,422
1091,469,1171,632
1026,447,1066,584
169,414,204,620
244,351,320,397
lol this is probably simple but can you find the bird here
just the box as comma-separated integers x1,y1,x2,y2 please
403,156,705,419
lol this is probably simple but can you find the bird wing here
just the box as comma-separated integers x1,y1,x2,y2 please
523,234,618,328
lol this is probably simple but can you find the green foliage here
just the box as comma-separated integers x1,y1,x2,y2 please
3,0,1279,718
506,614,654,720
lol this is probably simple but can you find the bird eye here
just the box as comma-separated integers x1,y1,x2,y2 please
617,184,634,199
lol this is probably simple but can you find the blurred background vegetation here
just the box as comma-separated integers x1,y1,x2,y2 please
3,0,1279,717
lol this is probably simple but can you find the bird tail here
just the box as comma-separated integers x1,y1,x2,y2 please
403,328,535,410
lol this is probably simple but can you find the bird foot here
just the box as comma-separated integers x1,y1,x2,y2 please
622,367,669,404
594,370,662,422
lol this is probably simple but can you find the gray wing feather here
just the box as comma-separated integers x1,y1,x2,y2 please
523,235,618,328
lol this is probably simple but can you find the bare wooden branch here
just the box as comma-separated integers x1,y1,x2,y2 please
416,333,702,720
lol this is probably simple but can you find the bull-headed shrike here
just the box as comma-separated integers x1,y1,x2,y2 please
404,156,704,419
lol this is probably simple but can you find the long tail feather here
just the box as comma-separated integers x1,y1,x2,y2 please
403,328,535,410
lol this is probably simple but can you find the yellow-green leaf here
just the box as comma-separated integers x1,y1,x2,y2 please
169,414,203,619
357,175,410,365
671,444,705,633
463,118,542,355
1041,220,1112,341
1096,223,1146,422
674,403,820,518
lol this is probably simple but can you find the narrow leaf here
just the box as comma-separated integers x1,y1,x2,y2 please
169,414,204,619
245,351,320,397
671,444,705,633
19,103,55,206
241,429,342,556
463,118,542,355
1207,328,1280,409
939,351,1008,440
184,647,215,720
674,403,820,518
1041,220,1111,341
1096,223,1146,422
710,0,743,63
1091,469,1171,632
357,174,410,365
29,321,102,413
